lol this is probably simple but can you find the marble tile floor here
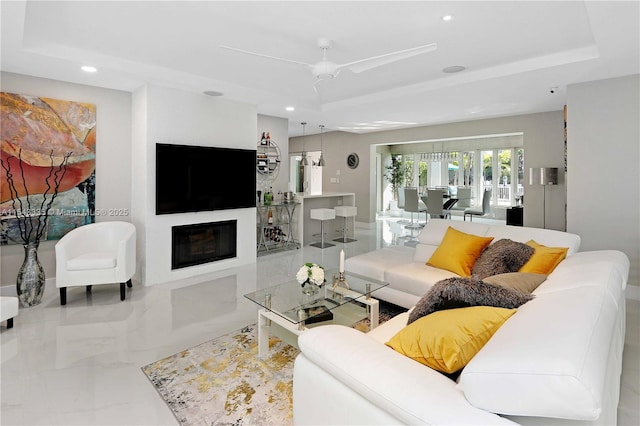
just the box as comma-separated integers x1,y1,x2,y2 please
1,215,638,425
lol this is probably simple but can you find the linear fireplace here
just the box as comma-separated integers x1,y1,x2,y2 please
172,220,237,270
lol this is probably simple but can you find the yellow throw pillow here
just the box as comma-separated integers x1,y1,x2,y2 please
427,227,494,277
386,306,516,374
519,240,568,275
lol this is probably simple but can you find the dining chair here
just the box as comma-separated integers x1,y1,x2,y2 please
397,187,410,224
425,189,445,220
455,187,472,208
442,197,459,219
403,188,426,229
464,189,492,221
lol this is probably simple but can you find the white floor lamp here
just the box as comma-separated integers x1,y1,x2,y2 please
530,167,558,229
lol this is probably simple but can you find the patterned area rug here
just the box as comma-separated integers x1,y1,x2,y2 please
142,302,406,426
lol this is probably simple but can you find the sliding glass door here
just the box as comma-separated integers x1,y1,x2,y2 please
381,143,524,215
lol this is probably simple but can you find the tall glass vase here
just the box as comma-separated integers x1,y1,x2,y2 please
17,242,46,307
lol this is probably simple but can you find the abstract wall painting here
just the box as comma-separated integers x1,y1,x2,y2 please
0,92,96,245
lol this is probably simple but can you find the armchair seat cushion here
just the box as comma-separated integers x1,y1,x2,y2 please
67,252,117,271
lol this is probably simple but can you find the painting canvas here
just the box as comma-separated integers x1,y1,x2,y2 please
0,92,96,245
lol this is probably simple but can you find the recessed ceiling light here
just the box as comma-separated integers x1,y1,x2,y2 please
442,15,453,21
203,90,224,97
285,106,295,112
81,65,97,73
442,65,466,73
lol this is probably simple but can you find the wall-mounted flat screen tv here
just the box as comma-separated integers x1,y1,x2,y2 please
156,143,256,215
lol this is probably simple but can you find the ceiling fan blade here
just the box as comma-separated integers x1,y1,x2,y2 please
338,42,437,74
219,45,311,67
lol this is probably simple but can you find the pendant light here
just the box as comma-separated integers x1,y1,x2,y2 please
318,124,326,167
300,122,309,166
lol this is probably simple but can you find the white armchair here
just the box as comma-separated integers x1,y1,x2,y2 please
55,221,136,306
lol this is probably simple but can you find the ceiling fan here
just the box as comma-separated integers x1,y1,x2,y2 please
220,37,437,91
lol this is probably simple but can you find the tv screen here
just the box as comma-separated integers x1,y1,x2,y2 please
156,143,256,215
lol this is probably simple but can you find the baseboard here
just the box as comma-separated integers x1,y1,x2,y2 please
1,277,56,295
354,221,375,229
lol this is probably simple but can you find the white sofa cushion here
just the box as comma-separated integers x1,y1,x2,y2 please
417,219,490,246
367,311,411,343
537,251,630,309
384,263,458,297
458,285,618,420
345,245,414,282
412,243,437,263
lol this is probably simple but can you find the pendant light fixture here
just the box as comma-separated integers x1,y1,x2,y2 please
300,122,309,166
318,124,326,167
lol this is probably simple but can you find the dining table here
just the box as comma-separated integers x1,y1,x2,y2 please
420,192,459,219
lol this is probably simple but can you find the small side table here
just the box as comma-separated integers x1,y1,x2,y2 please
506,206,523,226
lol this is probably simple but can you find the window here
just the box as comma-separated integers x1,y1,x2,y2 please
462,151,474,188
380,136,524,215
498,149,511,205
418,158,428,192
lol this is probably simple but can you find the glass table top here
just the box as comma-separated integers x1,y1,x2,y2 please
244,269,388,325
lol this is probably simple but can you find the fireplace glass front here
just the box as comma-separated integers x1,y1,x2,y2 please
172,220,237,270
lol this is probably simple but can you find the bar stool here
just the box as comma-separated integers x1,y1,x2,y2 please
310,208,335,248
333,205,357,243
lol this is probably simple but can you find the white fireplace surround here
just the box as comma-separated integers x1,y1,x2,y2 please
131,84,259,286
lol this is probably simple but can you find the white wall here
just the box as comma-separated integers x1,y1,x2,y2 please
567,74,640,288
289,131,366,219
1,72,132,287
132,84,257,286
290,112,565,230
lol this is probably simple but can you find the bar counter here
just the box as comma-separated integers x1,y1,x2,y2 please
294,192,356,246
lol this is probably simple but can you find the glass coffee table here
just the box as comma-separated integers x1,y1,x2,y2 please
244,269,388,357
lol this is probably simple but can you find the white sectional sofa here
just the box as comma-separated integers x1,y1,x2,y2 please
293,220,630,425
344,219,583,310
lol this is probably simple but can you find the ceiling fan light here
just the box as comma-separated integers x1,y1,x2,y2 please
313,61,339,79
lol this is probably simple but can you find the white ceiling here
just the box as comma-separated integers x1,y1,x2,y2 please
1,1,638,136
